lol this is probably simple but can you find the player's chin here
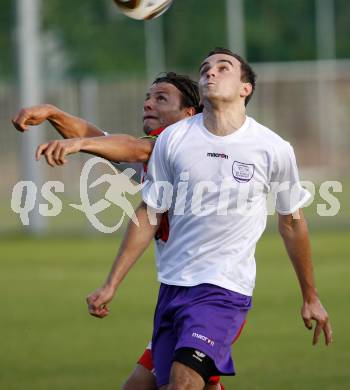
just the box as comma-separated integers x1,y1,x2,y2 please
143,118,161,134
202,87,219,98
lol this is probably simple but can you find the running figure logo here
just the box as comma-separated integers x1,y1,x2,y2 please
70,157,144,233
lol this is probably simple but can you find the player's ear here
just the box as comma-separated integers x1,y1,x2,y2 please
241,82,252,100
185,106,196,117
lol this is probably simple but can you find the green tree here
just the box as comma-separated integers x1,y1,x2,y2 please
1,0,349,82
0,0,16,81
42,0,146,78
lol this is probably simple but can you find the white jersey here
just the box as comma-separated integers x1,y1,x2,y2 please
142,114,310,296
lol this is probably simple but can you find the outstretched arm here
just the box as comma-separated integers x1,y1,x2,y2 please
278,210,333,345
35,135,154,166
12,104,104,138
86,201,162,318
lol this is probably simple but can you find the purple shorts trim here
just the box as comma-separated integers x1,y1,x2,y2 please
152,283,252,387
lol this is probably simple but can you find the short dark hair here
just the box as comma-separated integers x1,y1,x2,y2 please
153,72,203,113
205,47,256,106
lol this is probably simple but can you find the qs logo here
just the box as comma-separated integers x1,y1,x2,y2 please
11,157,145,233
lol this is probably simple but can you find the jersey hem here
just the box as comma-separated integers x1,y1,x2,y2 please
157,277,253,297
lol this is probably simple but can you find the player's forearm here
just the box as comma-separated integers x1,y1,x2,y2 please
104,202,161,290
47,105,105,138
279,212,318,302
80,135,153,162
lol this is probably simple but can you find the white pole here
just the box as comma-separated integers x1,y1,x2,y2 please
316,0,336,59
226,0,246,58
315,0,338,169
144,18,166,84
80,78,98,124
17,0,45,233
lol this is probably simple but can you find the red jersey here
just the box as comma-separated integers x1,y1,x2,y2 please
142,127,169,242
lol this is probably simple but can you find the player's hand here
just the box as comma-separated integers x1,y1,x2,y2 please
35,138,83,167
301,298,333,345
86,284,116,319
12,104,55,132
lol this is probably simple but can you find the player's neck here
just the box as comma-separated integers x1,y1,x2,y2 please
202,103,246,136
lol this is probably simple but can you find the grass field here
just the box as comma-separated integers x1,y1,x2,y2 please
1,231,349,390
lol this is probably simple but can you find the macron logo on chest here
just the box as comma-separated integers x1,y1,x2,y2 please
207,152,229,160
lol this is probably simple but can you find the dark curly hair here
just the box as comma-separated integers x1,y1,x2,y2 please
153,72,203,113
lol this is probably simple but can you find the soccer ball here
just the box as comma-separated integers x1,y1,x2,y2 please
113,0,174,20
